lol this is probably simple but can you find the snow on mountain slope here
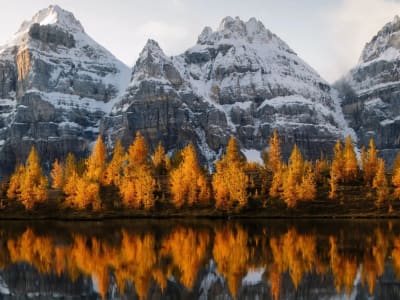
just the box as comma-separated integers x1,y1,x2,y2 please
339,15,400,164
106,16,351,162
0,5,130,176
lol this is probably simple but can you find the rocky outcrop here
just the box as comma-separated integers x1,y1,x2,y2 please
0,6,372,176
338,16,400,165
0,5,130,177
104,17,352,164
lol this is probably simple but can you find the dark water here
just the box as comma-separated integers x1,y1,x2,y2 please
0,219,399,299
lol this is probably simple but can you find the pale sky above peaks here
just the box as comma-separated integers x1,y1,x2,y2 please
0,0,399,82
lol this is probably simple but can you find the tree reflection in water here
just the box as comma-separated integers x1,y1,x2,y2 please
0,220,400,299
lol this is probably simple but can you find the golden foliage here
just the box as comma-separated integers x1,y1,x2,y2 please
361,139,378,185
104,139,124,186
372,158,390,207
170,144,210,208
85,135,107,183
213,137,248,210
329,140,344,199
343,136,359,182
51,159,64,189
120,132,155,209
7,146,48,209
213,225,249,297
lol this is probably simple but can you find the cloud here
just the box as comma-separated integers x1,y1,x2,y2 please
326,0,400,81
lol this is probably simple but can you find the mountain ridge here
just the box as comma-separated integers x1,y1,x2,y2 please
1,5,397,177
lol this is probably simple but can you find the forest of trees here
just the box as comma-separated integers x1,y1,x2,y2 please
1,130,400,214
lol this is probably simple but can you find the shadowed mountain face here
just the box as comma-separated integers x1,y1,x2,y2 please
0,220,398,299
0,6,355,177
338,16,400,165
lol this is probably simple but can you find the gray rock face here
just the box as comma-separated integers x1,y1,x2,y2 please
338,16,400,164
104,17,352,164
0,7,361,176
0,5,130,177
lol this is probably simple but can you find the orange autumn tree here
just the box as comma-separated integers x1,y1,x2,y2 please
170,143,210,208
282,145,316,207
85,135,107,183
372,158,390,207
212,137,248,210
51,159,64,189
152,142,170,176
268,131,284,197
104,139,124,186
120,132,155,209
64,135,106,210
329,140,344,199
361,139,378,185
392,157,400,200
343,136,359,182
7,146,48,209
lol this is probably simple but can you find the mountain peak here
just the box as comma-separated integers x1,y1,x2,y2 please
359,15,400,64
137,39,167,64
198,16,275,45
17,5,84,35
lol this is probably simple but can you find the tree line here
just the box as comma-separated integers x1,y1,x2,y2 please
2,131,400,212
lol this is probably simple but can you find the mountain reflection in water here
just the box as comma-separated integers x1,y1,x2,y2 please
0,220,399,299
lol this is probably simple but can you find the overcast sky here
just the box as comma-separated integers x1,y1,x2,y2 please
0,0,399,82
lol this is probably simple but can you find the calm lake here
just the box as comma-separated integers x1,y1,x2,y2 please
0,219,399,299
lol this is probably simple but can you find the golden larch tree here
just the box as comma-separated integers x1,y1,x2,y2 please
152,142,170,176
212,137,248,210
268,130,282,174
8,146,49,209
329,140,344,199
85,135,107,183
51,159,64,189
361,139,378,185
64,153,78,178
104,139,124,186
64,136,107,211
170,143,210,208
297,162,317,201
393,158,400,199
343,136,358,182
120,132,155,209
372,158,389,207
7,164,25,200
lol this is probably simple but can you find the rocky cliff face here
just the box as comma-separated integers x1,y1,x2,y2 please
0,5,130,176
338,16,400,164
0,7,358,176
104,16,353,164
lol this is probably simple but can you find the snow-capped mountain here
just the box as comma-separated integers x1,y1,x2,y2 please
0,5,130,175
338,16,400,164
105,16,352,163
0,6,358,175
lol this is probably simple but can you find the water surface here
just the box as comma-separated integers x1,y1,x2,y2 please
0,219,399,299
